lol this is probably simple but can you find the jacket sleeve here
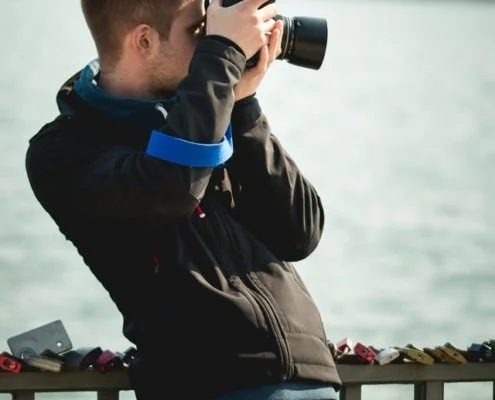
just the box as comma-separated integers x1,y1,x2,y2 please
227,97,325,262
26,38,246,228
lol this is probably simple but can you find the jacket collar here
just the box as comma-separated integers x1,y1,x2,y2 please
57,59,176,134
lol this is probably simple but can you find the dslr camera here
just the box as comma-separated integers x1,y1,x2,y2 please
207,0,328,70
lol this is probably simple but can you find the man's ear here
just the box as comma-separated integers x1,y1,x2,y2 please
131,24,160,56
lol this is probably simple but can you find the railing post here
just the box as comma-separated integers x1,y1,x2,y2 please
340,385,362,400
97,389,120,400
415,383,426,400
414,382,444,400
11,392,35,400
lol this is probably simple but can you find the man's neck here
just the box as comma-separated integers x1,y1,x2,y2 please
99,63,152,100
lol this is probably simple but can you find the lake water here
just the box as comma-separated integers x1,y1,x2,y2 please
0,1,494,399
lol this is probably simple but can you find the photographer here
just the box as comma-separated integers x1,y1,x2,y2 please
25,0,341,399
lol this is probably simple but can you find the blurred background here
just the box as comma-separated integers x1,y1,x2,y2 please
0,0,494,399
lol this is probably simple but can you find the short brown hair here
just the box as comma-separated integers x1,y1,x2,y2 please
81,0,184,67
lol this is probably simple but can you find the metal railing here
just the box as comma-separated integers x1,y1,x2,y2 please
1,363,494,400
338,363,495,400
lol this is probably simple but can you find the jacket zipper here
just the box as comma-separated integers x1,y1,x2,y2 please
228,276,264,329
244,273,293,381
194,203,264,328
213,203,293,381
287,264,329,346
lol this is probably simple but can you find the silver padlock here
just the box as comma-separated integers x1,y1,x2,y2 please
375,347,401,365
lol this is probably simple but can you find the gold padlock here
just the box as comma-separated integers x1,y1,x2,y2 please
21,352,63,373
394,344,434,365
423,347,455,363
436,343,467,363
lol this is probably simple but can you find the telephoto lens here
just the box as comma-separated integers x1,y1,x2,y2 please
217,0,328,70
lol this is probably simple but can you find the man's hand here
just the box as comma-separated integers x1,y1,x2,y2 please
206,0,278,60
234,19,283,101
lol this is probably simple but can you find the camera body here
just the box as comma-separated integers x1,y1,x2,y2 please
211,0,328,70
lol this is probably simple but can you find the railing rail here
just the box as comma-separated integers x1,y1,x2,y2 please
1,364,494,400
337,364,495,400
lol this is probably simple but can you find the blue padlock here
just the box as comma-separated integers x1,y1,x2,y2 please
468,343,492,362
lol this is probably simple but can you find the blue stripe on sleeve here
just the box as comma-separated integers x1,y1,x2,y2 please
146,124,234,167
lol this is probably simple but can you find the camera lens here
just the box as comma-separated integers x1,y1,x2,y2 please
276,15,328,70
217,0,328,71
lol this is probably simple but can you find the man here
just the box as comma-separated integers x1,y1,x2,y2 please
25,0,342,399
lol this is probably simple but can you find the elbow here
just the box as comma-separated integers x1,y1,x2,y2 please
284,228,323,262
274,219,324,262
281,204,325,262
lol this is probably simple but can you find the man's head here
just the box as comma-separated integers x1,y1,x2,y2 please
81,0,206,98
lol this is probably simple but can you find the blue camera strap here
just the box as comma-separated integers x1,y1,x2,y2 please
146,124,234,168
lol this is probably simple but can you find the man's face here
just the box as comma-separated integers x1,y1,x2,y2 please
148,0,206,97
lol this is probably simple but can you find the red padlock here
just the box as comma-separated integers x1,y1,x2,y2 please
336,338,353,353
354,342,376,363
94,350,124,373
0,354,22,373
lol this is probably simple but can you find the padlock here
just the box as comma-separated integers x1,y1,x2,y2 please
354,342,376,363
40,349,64,361
374,347,401,366
439,343,468,363
20,351,64,373
1,352,37,372
7,320,72,359
467,343,492,362
337,353,366,365
328,342,344,360
0,353,22,373
60,347,103,371
433,346,466,363
116,347,138,366
369,345,382,353
336,338,353,354
327,341,338,359
395,345,434,365
482,340,495,361
94,350,124,373
423,347,455,363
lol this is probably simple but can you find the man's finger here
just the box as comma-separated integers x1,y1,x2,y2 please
257,4,278,21
261,19,276,35
267,23,282,63
256,44,270,73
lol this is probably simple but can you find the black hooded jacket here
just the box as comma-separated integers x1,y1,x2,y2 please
25,36,341,399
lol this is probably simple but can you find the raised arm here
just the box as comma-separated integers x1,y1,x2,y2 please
227,97,325,261
26,38,244,229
